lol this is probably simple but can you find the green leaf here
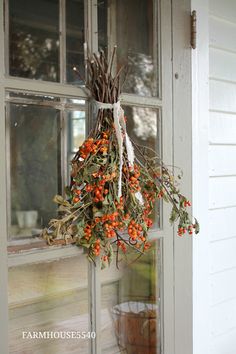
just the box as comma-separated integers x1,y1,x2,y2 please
169,208,178,224
194,218,200,234
108,244,114,265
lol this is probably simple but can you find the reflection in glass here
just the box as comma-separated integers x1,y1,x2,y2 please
98,0,158,97
101,240,161,354
9,103,61,238
8,256,89,354
66,0,85,84
125,105,161,227
125,105,159,154
67,108,86,177
9,0,60,81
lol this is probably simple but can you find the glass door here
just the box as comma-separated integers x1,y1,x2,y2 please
1,0,174,353
94,1,174,354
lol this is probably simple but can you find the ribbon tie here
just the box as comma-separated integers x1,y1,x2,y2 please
94,100,143,204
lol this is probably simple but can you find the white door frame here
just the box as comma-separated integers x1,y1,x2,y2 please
0,1,206,354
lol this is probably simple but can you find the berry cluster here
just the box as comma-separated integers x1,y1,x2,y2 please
79,135,109,160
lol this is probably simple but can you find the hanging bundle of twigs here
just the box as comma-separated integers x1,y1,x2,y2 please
42,47,199,268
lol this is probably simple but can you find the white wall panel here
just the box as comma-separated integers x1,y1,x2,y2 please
211,329,236,354
209,176,236,209
209,145,236,176
210,80,236,113
211,297,236,336
209,47,236,82
210,0,236,24
209,207,236,241
209,16,236,52
210,238,236,273
209,112,236,144
211,268,236,305
208,1,236,352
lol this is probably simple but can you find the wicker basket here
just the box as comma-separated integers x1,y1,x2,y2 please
111,301,159,354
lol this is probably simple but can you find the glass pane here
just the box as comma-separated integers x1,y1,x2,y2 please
8,255,89,354
101,240,162,354
9,102,61,239
66,0,85,84
98,0,159,97
125,105,160,155
125,105,161,228
9,0,60,81
67,107,86,179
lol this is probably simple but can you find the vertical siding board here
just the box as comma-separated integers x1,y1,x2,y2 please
210,238,236,273
209,112,236,145
211,268,236,305
211,329,236,354
209,0,236,24
209,145,236,176
209,1,236,352
209,80,236,113
209,207,236,241
209,176,236,209
209,48,236,82
209,16,236,51
211,298,236,336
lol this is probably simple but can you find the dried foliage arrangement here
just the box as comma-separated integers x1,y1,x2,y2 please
42,47,199,268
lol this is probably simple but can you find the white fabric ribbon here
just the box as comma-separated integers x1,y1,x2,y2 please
94,100,143,204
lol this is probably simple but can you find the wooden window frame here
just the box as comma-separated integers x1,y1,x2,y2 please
0,1,187,354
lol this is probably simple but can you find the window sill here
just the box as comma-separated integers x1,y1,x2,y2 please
8,238,82,267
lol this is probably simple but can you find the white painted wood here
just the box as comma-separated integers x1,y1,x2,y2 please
161,1,175,353
209,111,236,145
209,47,236,83
210,237,236,273
172,1,193,354
209,176,236,209
209,145,236,176
209,207,236,241
8,245,83,267
210,80,236,113
208,2,236,351
210,328,236,354
209,16,236,52
209,0,236,24
211,297,236,337
191,0,211,353
211,268,236,305
0,1,9,352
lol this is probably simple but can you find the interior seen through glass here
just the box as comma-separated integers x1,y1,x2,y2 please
98,0,158,97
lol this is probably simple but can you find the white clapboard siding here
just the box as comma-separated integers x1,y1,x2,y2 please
211,268,236,305
210,80,236,113
209,47,236,83
209,145,236,176
209,0,236,24
209,1,236,350
209,16,236,52
209,176,236,209
210,238,236,274
209,207,236,241
211,298,236,337
209,111,236,145
211,329,236,354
